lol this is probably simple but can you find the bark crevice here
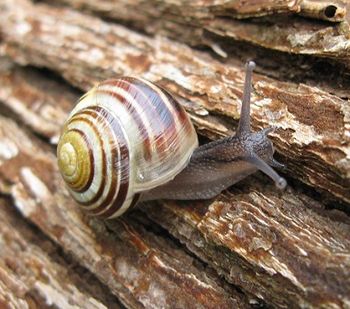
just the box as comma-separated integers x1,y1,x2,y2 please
0,0,349,308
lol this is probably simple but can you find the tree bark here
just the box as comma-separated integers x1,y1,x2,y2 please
49,0,350,98
52,0,349,56
0,198,124,309
0,0,349,308
0,0,349,204
54,0,347,22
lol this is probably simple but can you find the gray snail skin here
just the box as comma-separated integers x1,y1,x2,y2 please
57,61,287,219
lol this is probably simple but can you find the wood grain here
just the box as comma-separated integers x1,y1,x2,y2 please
0,62,349,308
0,0,348,204
0,199,124,309
0,0,349,308
52,0,349,58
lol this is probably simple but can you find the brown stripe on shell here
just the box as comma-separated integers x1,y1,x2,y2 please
118,78,174,159
63,128,94,193
162,88,196,163
160,86,195,138
119,77,181,160
82,106,130,218
96,84,152,161
106,78,170,161
67,113,106,205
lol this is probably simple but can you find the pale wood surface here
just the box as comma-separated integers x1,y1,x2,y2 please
0,199,124,309
0,0,349,308
0,0,349,204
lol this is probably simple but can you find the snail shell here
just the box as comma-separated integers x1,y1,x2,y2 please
57,77,198,218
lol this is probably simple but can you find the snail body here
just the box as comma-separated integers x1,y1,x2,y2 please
58,62,286,219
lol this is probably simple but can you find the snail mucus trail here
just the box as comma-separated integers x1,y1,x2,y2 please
57,61,287,219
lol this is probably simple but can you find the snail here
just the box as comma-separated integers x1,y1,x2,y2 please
57,61,287,219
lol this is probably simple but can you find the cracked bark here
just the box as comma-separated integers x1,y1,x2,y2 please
52,0,347,21
0,0,349,308
51,0,349,58
0,0,349,204
0,198,124,309
51,0,350,99
0,66,349,308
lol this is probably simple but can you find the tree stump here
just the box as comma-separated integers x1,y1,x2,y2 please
0,0,349,308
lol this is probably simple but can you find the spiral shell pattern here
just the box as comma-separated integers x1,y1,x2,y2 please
57,77,198,218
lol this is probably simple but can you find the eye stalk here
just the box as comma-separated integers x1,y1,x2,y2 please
237,61,287,190
237,61,256,136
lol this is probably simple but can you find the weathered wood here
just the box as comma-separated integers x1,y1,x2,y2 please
52,0,350,61
0,64,349,308
0,199,124,309
143,188,350,308
54,0,347,22
49,0,350,99
0,0,349,308
0,64,77,143
300,0,347,21
0,0,349,205
206,17,350,60
53,0,302,20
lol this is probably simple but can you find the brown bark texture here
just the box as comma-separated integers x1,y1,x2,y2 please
53,0,350,58
0,0,349,308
